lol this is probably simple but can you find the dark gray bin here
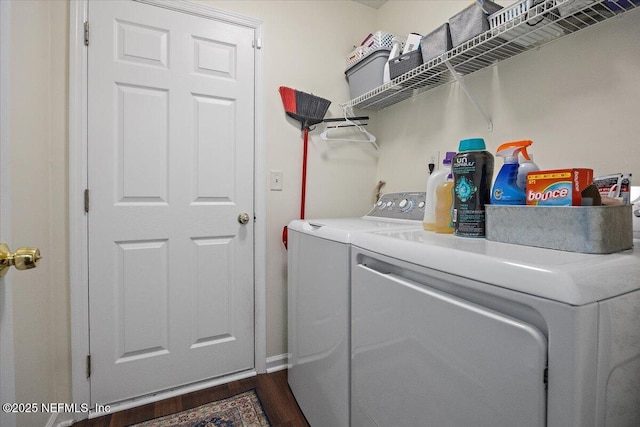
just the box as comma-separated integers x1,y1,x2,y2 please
345,48,391,99
449,0,503,47
389,49,423,80
421,23,453,64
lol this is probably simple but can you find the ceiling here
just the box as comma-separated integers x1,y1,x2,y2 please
352,0,388,9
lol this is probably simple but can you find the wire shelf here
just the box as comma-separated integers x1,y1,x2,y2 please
346,0,639,111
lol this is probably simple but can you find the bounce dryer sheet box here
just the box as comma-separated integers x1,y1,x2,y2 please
526,168,593,206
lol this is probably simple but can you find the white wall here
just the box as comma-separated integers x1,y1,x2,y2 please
0,3,17,427
10,1,70,426
372,1,640,192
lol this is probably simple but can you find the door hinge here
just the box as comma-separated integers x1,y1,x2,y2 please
84,21,89,46
252,38,262,49
86,354,92,378
84,189,89,213
543,366,548,389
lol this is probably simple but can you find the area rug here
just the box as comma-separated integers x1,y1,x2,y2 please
130,389,271,427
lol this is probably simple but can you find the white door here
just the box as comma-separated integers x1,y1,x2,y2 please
88,0,255,405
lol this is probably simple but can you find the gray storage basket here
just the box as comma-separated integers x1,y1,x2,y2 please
449,0,503,47
420,23,453,64
389,49,423,80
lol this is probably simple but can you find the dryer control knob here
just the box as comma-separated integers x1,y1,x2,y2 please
399,199,414,212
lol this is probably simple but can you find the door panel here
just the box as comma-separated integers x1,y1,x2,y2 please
88,0,255,405
115,239,169,363
116,83,169,203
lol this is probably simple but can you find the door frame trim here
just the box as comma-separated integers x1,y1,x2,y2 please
0,2,17,426
69,0,266,415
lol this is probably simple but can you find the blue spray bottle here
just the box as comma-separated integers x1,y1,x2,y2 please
490,140,533,205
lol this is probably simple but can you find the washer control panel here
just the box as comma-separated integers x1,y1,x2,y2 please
367,192,426,221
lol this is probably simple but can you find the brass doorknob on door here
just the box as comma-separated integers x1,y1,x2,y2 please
237,212,250,225
0,243,41,277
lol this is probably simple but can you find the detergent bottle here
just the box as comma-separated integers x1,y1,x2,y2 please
423,151,456,231
490,140,533,205
434,173,454,233
452,138,494,238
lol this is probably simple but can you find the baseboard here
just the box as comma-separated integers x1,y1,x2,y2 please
265,353,288,373
45,411,74,427
55,418,74,427
45,413,56,427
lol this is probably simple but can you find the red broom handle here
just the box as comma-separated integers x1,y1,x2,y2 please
300,129,309,220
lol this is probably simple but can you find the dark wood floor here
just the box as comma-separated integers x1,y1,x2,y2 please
72,370,310,427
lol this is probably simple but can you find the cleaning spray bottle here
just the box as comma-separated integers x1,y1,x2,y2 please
423,152,456,231
490,140,533,205
516,144,539,191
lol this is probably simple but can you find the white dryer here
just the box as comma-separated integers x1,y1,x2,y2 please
287,192,426,427
350,230,640,427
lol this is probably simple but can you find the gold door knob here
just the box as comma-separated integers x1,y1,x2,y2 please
237,212,250,225
0,243,41,277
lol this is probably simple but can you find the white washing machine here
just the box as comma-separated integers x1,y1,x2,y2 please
350,230,640,427
287,192,426,427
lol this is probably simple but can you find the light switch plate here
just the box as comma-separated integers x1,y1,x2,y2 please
270,170,283,191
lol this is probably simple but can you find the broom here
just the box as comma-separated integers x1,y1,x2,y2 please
279,86,331,248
